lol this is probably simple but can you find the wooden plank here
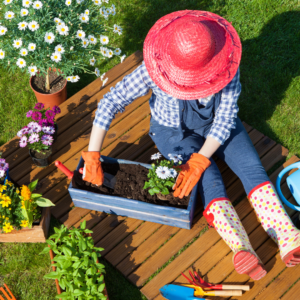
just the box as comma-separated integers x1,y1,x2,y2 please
280,277,300,300
105,222,162,266
51,194,74,219
60,207,91,228
72,210,107,229
0,51,143,158
117,224,181,277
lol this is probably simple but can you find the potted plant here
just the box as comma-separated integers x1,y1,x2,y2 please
67,154,199,229
0,179,54,242
0,156,10,185
16,102,60,167
41,220,108,299
0,0,123,108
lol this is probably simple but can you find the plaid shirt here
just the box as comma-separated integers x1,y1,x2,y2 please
94,62,241,145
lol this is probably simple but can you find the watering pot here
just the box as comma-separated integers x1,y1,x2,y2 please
276,162,300,211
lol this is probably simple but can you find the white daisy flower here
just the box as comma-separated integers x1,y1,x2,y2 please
169,168,177,178
22,0,32,8
71,75,80,82
54,17,61,24
100,46,108,57
0,26,7,36
103,0,109,3
168,153,183,163
28,65,37,76
93,0,101,5
84,9,89,15
66,76,72,82
114,48,121,55
32,0,42,9
4,0,13,5
105,8,111,15
102,77,108,87
65,0,72,5
44,32,55,44
51,52,61,63
100,35,109,45
20,48,28,56
113,24,123,35
57,24,69,36
18,22,28,31
82,38,89,48
107,49,113,58
89,57,96,66
76,30,85,39
13,39,23,49
95,67,100,77
20,8,29,16
0,50,5,59
100,7,109,19
100,73,106,81
76,0,84,3
151,153,162,160
28,21,39,31
70,46,74,51
28,43,36,51
16,58,26,68
55,44,65,54
120,54,126,63
156,166,171,179
110,7,116,16
79,13,89,23
5,11,15,20
88,34,97,44
110,4,115,10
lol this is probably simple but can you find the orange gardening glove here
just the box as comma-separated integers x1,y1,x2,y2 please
173,153,211,199
81,151,104,185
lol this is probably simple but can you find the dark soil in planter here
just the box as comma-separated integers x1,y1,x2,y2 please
31,70,65,94
73,163,190,208
30,148,52,159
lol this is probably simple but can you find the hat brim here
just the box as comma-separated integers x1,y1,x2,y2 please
143,10,242,100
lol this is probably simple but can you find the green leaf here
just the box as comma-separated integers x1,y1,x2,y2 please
31,193,43,199
62,246,72,256
35,197,55,207
92,252,98,263
143,181,150,189
152,187,160,194
44,272,59,280
98,283,105,293
28,179,38,192
80,220,86,229
165,181,174,187
148,188,155,196
161,187,169,195
73,289,84,296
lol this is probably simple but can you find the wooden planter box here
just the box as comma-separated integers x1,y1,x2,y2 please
49,248,109,299
68,156,199,229
0,207,51,243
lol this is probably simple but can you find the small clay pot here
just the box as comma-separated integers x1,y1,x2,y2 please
29,148,52,167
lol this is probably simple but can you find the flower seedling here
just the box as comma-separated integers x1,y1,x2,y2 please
143,152,182,196
0,0,123,90
17,102,60,153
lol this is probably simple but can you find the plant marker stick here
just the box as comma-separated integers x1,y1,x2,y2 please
55,161,73,179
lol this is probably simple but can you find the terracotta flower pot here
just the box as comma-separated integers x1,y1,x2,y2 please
29,70,67,109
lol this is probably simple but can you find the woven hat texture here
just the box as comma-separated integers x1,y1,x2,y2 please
143,10,242,100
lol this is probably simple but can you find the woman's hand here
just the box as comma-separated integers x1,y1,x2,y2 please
173,153,211,198
81,151,104,185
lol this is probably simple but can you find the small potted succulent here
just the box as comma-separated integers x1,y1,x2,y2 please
0,179,54,238
0,156,10,185
41,220,108,299
0,0,124,108
17,102,60,167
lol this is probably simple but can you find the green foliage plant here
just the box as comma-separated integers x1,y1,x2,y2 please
0,0,123,91
143,152,182,196
41,220,106,300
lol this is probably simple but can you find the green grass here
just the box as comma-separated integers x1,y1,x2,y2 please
1,0,300,299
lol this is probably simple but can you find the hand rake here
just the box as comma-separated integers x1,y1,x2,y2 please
0,284,16,300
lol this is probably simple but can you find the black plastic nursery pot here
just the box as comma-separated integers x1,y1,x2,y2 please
29,148,52,167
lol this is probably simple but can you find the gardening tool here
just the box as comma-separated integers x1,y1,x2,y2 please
0,284,16,300
181,270,250,291
182,284,242,297
55,161,116,189
159,284,206,300
276,162,300,211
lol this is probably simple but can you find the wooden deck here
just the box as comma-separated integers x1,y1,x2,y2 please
1,51,300,300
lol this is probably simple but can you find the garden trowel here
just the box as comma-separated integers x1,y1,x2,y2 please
55,161,116,189
159,284,206,300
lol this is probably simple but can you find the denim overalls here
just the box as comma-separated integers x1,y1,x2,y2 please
149,96,269,208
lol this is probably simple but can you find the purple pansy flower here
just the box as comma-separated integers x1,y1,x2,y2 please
31,123,42,133
26,110,33,118
42,126,55,135
28,133,39,144
45,109,55,119
52,106,61,115
17,129,24,137
27,122,37,129
0,159,9,171
34,103,45,110
41,135,53,146
19,136,28,148
31,111,42,121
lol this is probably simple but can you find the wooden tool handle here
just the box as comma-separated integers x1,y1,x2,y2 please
222,285,250,291
213,290,243,296
55,161,73,179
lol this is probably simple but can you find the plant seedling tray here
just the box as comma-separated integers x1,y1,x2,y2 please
68,156,198,229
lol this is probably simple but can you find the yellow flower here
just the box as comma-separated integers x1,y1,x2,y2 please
3,222,14,233
1,196,11,207
5,181,13,186
16,188,20,194
21,185,31,201
20,220,28,228
0,185,7,193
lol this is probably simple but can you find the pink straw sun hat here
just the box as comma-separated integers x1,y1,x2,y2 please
143,10,242,100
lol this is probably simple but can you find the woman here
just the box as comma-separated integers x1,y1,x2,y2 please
82,10,300,280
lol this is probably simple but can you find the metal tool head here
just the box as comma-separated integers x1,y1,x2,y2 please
159,284,205,300
103,172,117,189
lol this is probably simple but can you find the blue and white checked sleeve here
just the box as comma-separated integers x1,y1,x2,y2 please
93,64,150,130
207,68,241,145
